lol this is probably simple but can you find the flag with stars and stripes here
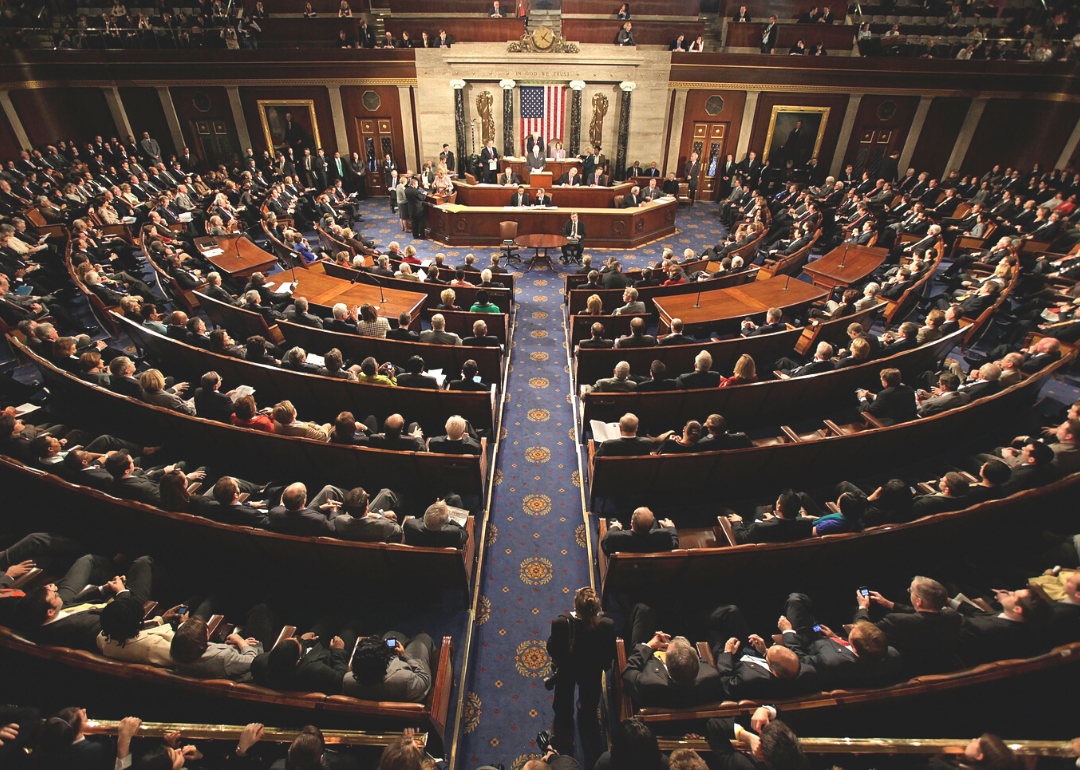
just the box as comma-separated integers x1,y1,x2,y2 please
520,85,565,152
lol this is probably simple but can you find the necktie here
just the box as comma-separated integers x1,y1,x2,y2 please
572,224,577,238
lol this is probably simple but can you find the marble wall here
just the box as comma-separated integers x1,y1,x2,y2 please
413,44,672,170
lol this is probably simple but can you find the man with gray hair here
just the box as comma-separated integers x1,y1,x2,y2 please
676,350,721,389
284,296,323,328
588,361,637,394
741,307,786,337
403,498,469,547
621,600,722,706
327,302,358,333
594,413,657,457
419,314,462,345
202,271,238,305
614,287,645,316
776,342,835,378
602,506,678,555
429,415,482,455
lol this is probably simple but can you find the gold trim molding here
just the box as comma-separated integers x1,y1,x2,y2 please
5,78,418,90
668,81,1080,102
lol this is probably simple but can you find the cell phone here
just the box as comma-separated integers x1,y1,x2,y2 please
386,638,397,647
859,587,869,597
812,624,822,633
473,375,483,383
177,605,188,615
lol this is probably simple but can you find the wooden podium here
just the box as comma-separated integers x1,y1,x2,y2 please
528,171,553,189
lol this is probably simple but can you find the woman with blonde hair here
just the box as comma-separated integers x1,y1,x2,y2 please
719,354,757,387
546,586,615,769
585,294,604,315
437,288,461,311
139,369,195,414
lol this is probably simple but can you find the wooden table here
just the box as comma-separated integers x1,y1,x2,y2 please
504,158,581,184
801,244,888,290
653,276,829,334
195,235,278,281
429,199,677,248
517,233,567,273
280,271,427,327
452,180,634,209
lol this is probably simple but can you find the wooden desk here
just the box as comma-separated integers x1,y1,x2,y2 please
504,158,581,183
452,181,633,209
284,271,427,327
195,235,278,281
429,199,677,248
653,277,828,334
801,244,888,290
724,22,856,51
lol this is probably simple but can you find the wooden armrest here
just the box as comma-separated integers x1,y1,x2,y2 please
237,493,250,504
822,420,845,437
696,641,716,666
773,369,791,380
780,426,801,443
206,614,225,640
186,481,202,495
10,566,43,591
861,412,886,429
917,482,936,495
272,625,297,650
958,471,979,484
143,601,158,619
716,516,738,547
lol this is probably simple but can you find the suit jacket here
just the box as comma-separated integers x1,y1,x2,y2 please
859,384,917,426
563,219,586,240
917,390,970,417
959,613,1042,665
622,642,723,707
114,472,162,506
675,370,722,389
593,376,637,392
733,516,813,544
193,387,235,422
697,432,753,451
428,435,482,455
510,192,530,206
742,322,787,337
705,719,772,770
714,647,822,700
788,359,835,378
601,524,678,555
367,433,426,452
267,506,334,536
595,436,653,457
854,605,962,675
615,333,657,348
29,587,130,651
788,633,901,688
396,372,440,389
331,513,402,543
403,517,468,547
251,639,350,693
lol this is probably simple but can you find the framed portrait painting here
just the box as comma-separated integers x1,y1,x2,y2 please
763,106,829,168
257,100,321,156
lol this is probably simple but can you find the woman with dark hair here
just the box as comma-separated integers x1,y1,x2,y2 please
158,468,191,512
330,410,375,444
377,731,432,770
317,348,358,380
356,303,391,337
96,595,188,666
231,394,275,433
617,3,630,18
659,420,703,454
810,288,859,321
244,335,280,366
546,586,616,770
470,289,499,313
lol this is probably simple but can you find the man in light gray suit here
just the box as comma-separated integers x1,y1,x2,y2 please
585,361,638,394
139,131,162,164
343,633,434,702
419,314,462,345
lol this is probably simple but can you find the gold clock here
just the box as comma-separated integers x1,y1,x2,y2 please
531,25,556,50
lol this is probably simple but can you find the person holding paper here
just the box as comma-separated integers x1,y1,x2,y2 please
480,140,499,184
528,144,547,175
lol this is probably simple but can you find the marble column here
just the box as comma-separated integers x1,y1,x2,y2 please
568,80,585,156
451,79,467,178
500,80,516,158
945,96,989,174
1056,114,1080,170
898,95,933,176
398,85,418,172
156,87,186,161
829,92,865,178
0,91,31,150
103,87,133,141
735,90,760,161
615,81,635,181
326,84,350,157
665,88,688,176
225,86,252,155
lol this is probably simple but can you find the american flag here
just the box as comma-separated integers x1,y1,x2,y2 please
520,85,565,153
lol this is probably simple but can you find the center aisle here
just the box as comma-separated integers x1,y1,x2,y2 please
455,263,593,769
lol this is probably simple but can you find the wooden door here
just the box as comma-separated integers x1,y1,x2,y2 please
355,117,395,197
852,127,896,179
689,122,727,201
191,119,236,167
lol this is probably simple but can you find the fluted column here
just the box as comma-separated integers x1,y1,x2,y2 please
829,92,864,178
615,81,635,181
568,80,585,156
945,97,989,175
0,91,32,150
156,87,186,162
500,80,516,158
451,79,467,177
226,86,252,155
103,88,134,142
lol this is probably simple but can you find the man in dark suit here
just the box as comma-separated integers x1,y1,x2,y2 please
856,368,917,426
684,152,701,205
600,263,631,290
368,414,427,452
534,189,553,207
403,500,469,547
615,317,656,348
562,212,585,263
14,552,154,651
659,318,693,345
999,440,1060,495
601,507,678,555
775,342,836,378
283,296,324,328
635,360,677,392
480,140,499,184
780,593,902,688
706,603,823,700
441,143,455,174
267,482,343,536
428,416,482,455
251,618,353,693
395,355,440,389
676,350,722,389
620,187,641,208
622,603,722,707
728,490,814,544
854,575,963,676
879,322,921,356
957,587,1050,665
510,186,530,207
916,372,970,418
386,312,420,341
741,308,786,337
594,413,655,457
577,322,614,350
697,414,753,450
909,472,971,519
193,371,236,423
462,319,500,347
704,712,807,770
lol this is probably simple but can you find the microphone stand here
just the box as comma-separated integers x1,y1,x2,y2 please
692,290,702,309
353,264,387,303
783,274,790,291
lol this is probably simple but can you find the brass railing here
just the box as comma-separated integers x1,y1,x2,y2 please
83,720,427,748
656,737,1076,757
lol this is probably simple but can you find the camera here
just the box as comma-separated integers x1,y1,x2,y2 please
542,667,559,691
536,730,553,755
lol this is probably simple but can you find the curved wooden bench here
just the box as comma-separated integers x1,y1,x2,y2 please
195,290,287,347
573,304,883,386
882,249,943,330
0,621,455,746
567,268,760,315
612,637,1080,725
960,270,1018,351
322,262,513,314
598,469,1080,597
758,229,822,281
581,324,964,438
112,314,497,436
0,453,478,597
10,336,488,499
420,308,509,344
586,350,1072,507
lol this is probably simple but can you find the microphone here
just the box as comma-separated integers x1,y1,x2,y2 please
353,265,388,303
783,274,790,291
692,290,701,309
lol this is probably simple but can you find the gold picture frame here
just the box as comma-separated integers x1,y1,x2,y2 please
257,99,322,156
762,105,829,166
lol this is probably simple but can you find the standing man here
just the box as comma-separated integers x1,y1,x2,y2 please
442,142,456,174
761,15,778,53
480,139,499,184
562,211,585,264
405,178,428,239
684,152,701,207
328,151,348,184
527,142,547,177
139,132,162,165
